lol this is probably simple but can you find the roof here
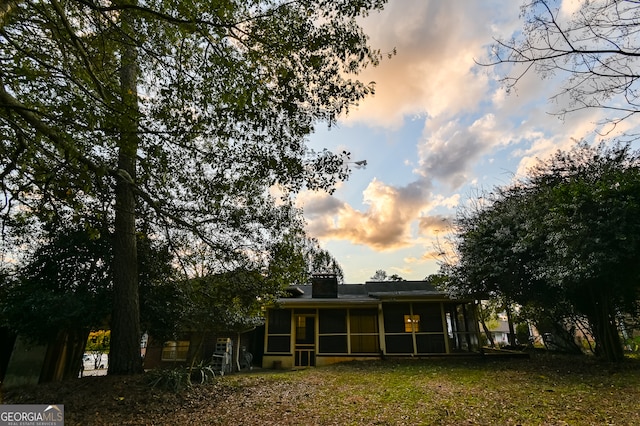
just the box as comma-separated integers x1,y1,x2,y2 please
277,281,463,306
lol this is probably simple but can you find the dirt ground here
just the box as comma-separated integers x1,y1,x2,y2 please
1,372,246,425
1,366,325,426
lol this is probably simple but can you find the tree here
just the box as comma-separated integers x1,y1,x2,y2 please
85,330,110,369
487,0,640,133
0,0,387,374
446,142,640,361
370,270,388,281
299,236,345,284
0,217,177,343
0,224,112,343
369,269,404,282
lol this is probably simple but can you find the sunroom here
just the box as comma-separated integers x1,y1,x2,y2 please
262,276,481,369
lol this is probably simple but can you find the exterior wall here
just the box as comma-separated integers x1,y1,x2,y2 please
261,300,480,368
144,332,246,371
262,354,294,370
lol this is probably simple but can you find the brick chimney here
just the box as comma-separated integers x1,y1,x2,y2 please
311,274,338,298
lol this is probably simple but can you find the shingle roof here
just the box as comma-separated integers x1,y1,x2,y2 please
281,280,447,302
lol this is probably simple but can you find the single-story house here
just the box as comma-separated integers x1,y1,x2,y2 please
484,319,514,347
262,275,481,369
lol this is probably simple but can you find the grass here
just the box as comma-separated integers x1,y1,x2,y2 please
3,352,640,425
220,354,640,425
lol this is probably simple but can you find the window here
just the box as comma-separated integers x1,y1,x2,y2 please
161,340,190,361
296,315,307,341
404,315,420,332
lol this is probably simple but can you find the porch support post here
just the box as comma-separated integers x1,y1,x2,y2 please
377,303,386,355
441,302,451,354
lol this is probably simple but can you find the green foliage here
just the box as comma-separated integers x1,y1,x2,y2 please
446,142,640,361
0,225,112,342
515,322,530,345
181,270,274,333
145,368,193,393
0,218,179,344
141,228,347,339
86,330,111,353
0,0,386,372
145,362,217,393
268,230,345,286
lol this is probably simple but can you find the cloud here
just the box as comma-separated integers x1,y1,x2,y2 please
417,215,452,237
343,1,521,128
416,113,514,189
300,178,434,251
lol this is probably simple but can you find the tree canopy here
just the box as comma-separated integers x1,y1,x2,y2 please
0,0,386,374
445,142,640,361
0,225,112,343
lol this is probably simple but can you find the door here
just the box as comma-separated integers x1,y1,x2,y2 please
294,315,315,367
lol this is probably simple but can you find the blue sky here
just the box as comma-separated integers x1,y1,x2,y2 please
298,0,640,283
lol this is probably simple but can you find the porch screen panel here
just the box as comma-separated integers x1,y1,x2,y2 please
267,309,291,353
267,336,291,353
319,335,348,353
450,303,479,352
384,334,413,354
351,335,379,353
383,303,411,333
350,309,378,333
415,334,446,353
318,309,347,353
412,303,443,332
268,309,291,334
350,309,379,353
319,309,347,333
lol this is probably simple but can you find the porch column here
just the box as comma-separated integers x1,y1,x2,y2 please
377,303,386,355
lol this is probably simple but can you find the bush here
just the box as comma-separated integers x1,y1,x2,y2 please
145,363,217,392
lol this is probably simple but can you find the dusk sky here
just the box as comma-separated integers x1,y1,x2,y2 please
298,0,640,283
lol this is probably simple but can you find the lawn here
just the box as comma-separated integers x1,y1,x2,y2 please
3,353,640,425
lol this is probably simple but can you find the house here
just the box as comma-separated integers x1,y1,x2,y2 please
143,331,257,374
262,275,482,369
484,319,513,347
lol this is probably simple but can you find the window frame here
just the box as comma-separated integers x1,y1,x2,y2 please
161,340,190,361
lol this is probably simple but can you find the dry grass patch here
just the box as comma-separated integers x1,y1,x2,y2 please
2,353,640,425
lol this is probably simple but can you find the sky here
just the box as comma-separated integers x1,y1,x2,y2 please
297,0,640,284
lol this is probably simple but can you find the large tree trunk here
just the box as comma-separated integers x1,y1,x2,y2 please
505,303,517,347
108,5,143,375
587,287,624,362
